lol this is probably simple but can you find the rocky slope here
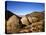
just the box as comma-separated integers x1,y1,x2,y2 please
21,11,44,32
5,10,45,33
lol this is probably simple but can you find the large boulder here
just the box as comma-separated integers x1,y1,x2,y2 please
7,15,20,33
21,16,30,25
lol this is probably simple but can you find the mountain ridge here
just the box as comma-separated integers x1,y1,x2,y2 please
5,10,45,33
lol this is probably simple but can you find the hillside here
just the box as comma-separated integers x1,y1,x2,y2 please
5,11,45,33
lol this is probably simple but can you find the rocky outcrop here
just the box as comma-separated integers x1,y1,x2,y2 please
21,11,44,32
5,11,45,33
7,15,21,33
21,16,31,25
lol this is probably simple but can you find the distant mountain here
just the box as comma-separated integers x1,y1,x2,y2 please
5,10,14,20
26,11,44,19
5,10,21,21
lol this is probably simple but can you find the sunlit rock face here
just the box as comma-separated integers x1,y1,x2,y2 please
7,15,20,33
27,16,32,23
21,16,30,25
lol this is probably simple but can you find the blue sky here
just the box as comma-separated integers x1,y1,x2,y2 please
6,1,45,15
